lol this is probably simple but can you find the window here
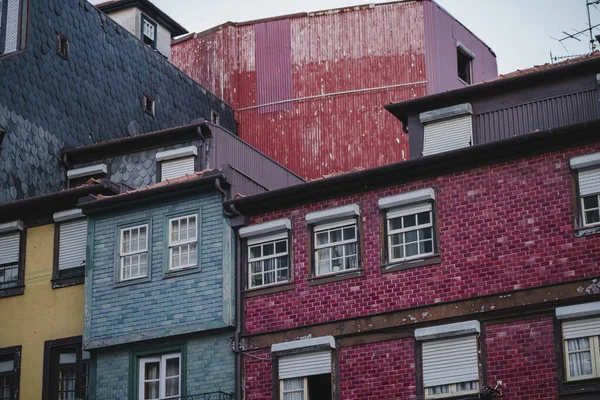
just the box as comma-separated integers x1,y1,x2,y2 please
168,215,197,271
272,337,335,400
0,0,27,56
314,220,358,276
457,44,473,84
379,189,437,265
43,338,90,400
570,153,600,229
143,95,155,117
210,110,220,125
420,104,473,157
415,321,481,399
0,346,20,400
141,15,157,49
139,353,181,400
156,147,198,182
66,164,108,188
0,220,24,297
53,210,87,286
119,225,148,281
239,218,292,290
56,33,68,59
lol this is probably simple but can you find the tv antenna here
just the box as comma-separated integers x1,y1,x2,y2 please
551,0,600,62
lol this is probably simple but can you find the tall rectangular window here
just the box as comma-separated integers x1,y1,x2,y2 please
570,153,600,228
43,338,90,400
0,346,20,400
457,46,473,84
561,316,600,381
0,221,24,297
139,353,181,400
0,0,27,56
141,15,156,49
168,215,197,271
314,220,358,276
55,218,87,279
119,225,148,281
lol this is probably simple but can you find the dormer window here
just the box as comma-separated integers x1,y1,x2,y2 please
457,42,475,85
141,14,157,49
66,164,107,188
156,146,198,181
420,103,473,157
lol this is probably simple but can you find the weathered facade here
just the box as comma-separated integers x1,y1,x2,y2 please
225,57,600,400
171,0,498,180
0,0,233,204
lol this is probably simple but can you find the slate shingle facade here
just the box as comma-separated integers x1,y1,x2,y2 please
0,0,234,203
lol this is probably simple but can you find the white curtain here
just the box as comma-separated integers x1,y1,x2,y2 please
568,338,593,377
282,378,305,400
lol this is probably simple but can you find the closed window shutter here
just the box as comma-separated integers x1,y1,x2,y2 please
0,232,20,265
563,317,600,340
3,0,21,53
161,156,195,181
578,169,600,196
58,219,87,270
423,115,473,157
278,351,331,379
422,336,479,388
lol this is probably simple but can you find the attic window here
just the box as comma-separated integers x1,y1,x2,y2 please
420,103,473,157
211,110,220,125
141,15,157,49
66,164,107,188
56,33,69,59
0,0,27,56
143,95,155,117
156,146,198,181
457,43,474,85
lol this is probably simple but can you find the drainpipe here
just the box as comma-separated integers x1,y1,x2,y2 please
234,230,242,400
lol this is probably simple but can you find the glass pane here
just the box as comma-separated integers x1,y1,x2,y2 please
278,268,289,281
427,385,449,395
165,357,179,378
283,378,304,391
569,350,593,377
165,377,179,397
249,246,262,260
250,262,262,274
329,228,342,243
389,217,402,231
568,338,590,351
583,195,599,209
331,258,343,270
279,255,289,268
343,226,356,240
316,249,330,262
457,381,479,391
264,258,276,271
417,211,430,225
392,246,403,260
145,362,159,379
344,243,357,256
419,227,433,240
331,245,343,258
318,261,330,275
405,242,418,257
252,274,263,287
390,233,403,246
345,255,358,270
171,220,179,242
405,230,418,243
263,243,275,256
420,240,433,254
403,214,416,228
275,240,287,254
144,381,159,400
585,210,600,224
316,232,328,245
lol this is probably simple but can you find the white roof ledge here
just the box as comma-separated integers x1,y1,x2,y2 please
306,204,360,225
556,301,600,320
415,320,480,341
378,188,435,209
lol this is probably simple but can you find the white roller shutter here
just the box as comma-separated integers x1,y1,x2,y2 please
58,219,87,270
563,317,600,340
0,232,20,265
3,0,21,53
387,203,432,219
578,169,600,196
422,336,479,388
423,115,473,157
161,156,195,181
278,351,332,379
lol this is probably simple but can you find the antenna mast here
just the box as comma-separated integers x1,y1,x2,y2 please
550,0,600,62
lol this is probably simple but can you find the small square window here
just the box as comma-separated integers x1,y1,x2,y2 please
247,233,289,288
143,95,155,117
56,33,69,60
457,47,473,85
313,219,358,276
168,215,198,271
119,224,149,281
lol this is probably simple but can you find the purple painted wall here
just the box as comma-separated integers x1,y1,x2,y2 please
424,0,498,94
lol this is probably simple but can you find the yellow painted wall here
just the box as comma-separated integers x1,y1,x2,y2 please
0,224,84,399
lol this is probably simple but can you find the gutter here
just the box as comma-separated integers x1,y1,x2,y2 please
225,119,600,215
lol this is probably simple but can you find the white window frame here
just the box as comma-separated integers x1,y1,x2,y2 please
386,203,435,262
138,353,181,400
313,218,359,277
581,194,600,228
247,232,290,289
564,335,600,381
280,377,308,400
119,224,149,281
168,215,198,271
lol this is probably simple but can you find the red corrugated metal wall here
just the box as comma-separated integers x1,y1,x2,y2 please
172,2,433,179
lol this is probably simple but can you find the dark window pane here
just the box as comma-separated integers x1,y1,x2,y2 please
329,229,342,243
343,226,356,240
583,195,599,209
392,246,403,260
417,211,431,225
275,240,287,254
249,246,261,259
263,243,274,256
420,240,433,254
316,232,328,245
389,217,402,231
586,210,600,224
344,243,357,256
419,227,433,240
405,230,418,243
403,214,416,228
345,255,358,270
405,243,419,257
278,255,289,268
390,233,403,246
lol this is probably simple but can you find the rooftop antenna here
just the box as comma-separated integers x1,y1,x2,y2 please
551,0,600,62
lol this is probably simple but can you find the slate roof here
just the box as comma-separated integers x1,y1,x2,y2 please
0,0,233,203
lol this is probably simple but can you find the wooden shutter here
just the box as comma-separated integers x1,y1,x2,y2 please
578,169,600,196
423,115,472,157
563,317,600,340
278,351,331,379
0,232,20,265
161,156,195,181
58,219,87,270
422,336,479,388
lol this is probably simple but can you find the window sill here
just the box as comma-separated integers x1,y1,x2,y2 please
308,269,363,286
163,266,201,279
0,285,25,298
114,276,151,288
52,275,84,289
559,377,600,398
575,225,600,237
244,282,295,298
380,255,442,273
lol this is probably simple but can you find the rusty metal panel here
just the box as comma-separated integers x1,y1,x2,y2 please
475,89,600,145
254,20,293,114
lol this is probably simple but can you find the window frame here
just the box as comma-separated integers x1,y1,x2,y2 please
0,0,29,59
52,217,87,288
0,345,21,400
140,13,157,50
0,225,26,298
312,218,359,278
563,335,600,381
130,344,186,400
247,231,290,290
42,336,90,400
385,203,435,264
456,46,473,85
167,214,198,272
279,377,308,400
115,221,152,285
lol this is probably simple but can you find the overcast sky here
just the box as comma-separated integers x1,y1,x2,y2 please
92,0,596,74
